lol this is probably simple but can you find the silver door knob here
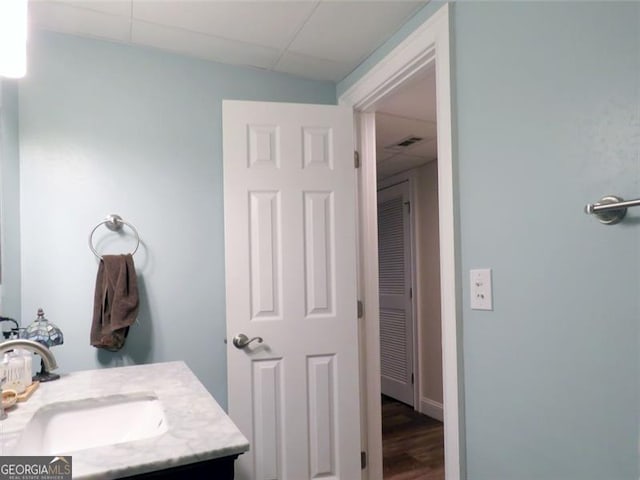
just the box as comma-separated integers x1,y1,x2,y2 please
232,333,263,349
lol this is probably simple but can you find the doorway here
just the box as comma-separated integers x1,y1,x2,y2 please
374,68,444,479
338,4,459,479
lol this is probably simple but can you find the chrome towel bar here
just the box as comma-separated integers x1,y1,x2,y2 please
584,195,640,225
89,214,140,259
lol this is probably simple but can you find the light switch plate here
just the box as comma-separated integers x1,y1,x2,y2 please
470,268,492,310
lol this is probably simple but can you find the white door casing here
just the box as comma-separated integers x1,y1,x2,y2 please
223,100,361,480
339,5,460,479
377,182,414,406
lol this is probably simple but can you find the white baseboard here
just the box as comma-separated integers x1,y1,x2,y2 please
420,397,443,422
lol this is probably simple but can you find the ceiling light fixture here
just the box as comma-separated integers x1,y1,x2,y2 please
0,0,28,78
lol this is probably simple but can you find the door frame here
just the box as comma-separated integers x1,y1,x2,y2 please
338,4,463,480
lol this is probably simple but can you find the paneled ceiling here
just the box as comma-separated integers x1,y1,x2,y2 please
376,67,437,179
28,0,428,82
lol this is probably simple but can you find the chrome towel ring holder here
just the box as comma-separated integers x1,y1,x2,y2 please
89,214,140,259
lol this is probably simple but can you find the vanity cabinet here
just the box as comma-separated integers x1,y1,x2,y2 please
120,454,239,480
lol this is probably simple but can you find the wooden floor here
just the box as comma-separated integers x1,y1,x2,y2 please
381,396,445,480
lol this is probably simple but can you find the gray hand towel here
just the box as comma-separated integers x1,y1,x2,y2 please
91,254,139,351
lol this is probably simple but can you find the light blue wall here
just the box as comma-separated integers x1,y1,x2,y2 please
18,32,335,408
0,79,21,321
455,3,639,479
343,1,640,479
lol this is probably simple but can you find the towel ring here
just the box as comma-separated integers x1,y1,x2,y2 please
89,214,140,259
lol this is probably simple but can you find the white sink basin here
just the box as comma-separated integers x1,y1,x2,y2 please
12,392,168,455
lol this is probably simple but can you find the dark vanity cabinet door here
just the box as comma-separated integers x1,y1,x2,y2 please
119,454,239,480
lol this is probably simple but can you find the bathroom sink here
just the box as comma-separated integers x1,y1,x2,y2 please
12,392,168,455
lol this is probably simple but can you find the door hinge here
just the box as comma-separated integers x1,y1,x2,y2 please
357,300,364,318
361,451,367,469
354,151,360,168
409,287,413,299
411,373,414,385
404,200,411,214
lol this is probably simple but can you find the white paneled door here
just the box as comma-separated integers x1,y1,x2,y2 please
223,100,361,480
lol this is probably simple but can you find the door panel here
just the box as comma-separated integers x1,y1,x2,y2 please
249,191,281,320
223,100,360,480
253,359,283,478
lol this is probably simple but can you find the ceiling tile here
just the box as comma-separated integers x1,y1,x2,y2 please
132,1,320,51
28,1,431,84
29,1,132,42
47,0,133,17
377,153,434,179
288,1,425,64
131,20,280,69
376,149,396,162
274,51,351,82
376,112,436,148
376,112,437,163
376,67,437,122
405,138,437,158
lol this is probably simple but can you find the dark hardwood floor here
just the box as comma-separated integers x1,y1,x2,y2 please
382,395,445,480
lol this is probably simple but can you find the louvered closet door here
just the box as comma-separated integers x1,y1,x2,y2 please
377,181,414,406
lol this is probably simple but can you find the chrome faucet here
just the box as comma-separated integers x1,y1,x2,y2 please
0,339,58,376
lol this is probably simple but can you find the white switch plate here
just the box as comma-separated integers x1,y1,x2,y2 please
470,268,492,310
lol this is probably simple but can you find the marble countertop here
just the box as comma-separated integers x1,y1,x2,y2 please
0,361,249,479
